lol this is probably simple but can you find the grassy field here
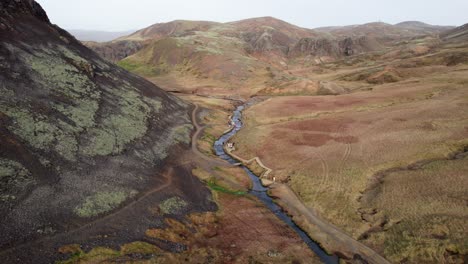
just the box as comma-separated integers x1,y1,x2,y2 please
232,43,468,263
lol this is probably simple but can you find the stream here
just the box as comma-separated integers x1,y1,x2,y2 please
214,105,339,264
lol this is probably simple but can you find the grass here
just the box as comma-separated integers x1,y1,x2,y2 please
57,247,121,264
117,59,161,76
362,156,468,263
206,177,246,196
232,60,468,263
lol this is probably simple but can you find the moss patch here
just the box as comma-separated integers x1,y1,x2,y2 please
80,86,162,157
74,190,137,218
159,196,188,215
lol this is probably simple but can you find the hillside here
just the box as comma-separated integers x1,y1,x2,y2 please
0,0,215,262
315,21,453,41
441,23,468,42
85,18,453,97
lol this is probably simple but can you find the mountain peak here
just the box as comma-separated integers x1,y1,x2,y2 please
0,0,49,25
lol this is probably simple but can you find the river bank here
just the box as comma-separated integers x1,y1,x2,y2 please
219,103,391,264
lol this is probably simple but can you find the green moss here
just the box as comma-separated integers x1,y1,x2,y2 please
53,99,98,130
81,128,116,156
54,134,78,161
80,86,161,157
22,47,100,100
159,196,187,215
2,107,57,150
74,190,137,218
1,105,82,161
18,45,101,132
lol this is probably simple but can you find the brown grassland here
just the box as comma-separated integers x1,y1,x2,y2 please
231,41,468,263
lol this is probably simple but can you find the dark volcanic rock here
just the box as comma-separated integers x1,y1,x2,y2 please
0,1,215,261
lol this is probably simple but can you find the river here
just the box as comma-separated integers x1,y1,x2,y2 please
213,105,339,264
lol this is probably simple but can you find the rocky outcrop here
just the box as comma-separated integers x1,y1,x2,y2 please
0,0,49,26
289,36,382,58
0,0,215,260
84,40,146,62
241,28,294,54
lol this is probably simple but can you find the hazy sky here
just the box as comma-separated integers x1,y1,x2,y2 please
36,0,467,31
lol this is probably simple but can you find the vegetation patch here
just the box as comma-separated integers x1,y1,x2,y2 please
206,178,246,196
80,86,160,156
159,196,188,215
120,241,161,255
74,190,137,218
57,247,120,264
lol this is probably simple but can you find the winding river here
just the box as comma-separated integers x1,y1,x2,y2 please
214,105,339,264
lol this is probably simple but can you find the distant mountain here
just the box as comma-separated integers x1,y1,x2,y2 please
67,29,135,42
120,20,220,41
394,21,454,34
315,21,452,41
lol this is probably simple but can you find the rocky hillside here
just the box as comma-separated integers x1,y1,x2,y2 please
289,36,383,59
227,16,317,54
441,23,468,42
0,0,214,261
83,39,146,62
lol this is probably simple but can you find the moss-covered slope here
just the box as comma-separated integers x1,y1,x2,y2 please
0,0,214,255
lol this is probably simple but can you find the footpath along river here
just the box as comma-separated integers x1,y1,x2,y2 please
214,105,339,264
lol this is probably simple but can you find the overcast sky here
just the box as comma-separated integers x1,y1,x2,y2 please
36,0,467,32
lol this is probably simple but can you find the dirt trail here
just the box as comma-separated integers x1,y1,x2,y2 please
191,104,234,167
224,148,272,178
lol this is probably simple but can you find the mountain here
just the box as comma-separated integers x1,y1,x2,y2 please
84,20,221,62
395,21,453,33
315,21,453,41
85,18,454,97
227,16,317,54
119,20,220,41
67,29,135,42
0,0,214,262
440,23,468,42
